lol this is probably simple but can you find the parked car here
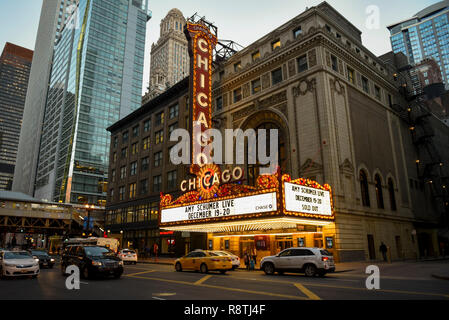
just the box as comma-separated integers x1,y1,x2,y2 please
28,250,55,269
211,251,240,270
260,248,335,277
175,250,232,274
0,250,40,278
61,245,123,279
118,249,138,264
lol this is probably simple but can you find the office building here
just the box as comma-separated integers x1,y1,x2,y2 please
388,1,449,87
0,43,33,190
32,0,150,205
13,0,78,196
144,8,189,102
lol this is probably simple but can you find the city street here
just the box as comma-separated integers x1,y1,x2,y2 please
1,260,448,300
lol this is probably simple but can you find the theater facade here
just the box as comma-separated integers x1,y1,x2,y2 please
105,3,448,262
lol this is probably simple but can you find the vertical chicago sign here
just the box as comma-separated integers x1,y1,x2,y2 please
184,21,218,174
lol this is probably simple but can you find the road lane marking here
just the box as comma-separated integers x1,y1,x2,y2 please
125,269,449,299
293,283,321,300
152,297,166,300
225,274,449,299
125,270,156,277
125,274,307,300
194,275,212,285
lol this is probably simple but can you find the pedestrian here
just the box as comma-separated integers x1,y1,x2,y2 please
244,251,250,270
379,242,388,262
252,247,257,266
153,242,159,262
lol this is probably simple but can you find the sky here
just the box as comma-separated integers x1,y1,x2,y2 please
0,0,440,94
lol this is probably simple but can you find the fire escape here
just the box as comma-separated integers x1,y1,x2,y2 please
390,70,449,227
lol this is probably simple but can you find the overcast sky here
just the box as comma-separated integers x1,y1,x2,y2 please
0,0,440,94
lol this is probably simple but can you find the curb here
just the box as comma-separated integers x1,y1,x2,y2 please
431,274,449,281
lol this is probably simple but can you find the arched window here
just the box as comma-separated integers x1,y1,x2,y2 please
360,170,370,207
388,178,397,211
375,174,384,209
247,122,286,186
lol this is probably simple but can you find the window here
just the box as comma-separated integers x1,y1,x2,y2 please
375,174,384,209
156,112,164,126
168,123,177,136
120,166,126,179
336,33,341,39
169,104,179,119
141,157,149,171
375,85,381,100
293,26,302,38
140,179,148,195
113,136,118,148
142,137,150,150
388,178,397,211
360,170,370,207
272,39,281,51
154,151,162,167
167,170,177,189
331,55,338,72
219,70,224,80
132,125,139,137
111,169,116,183
252,51,261,61
362,76,369,93
131,143,138,155
110,189,114,200
271,68,283,85
129,183,136,199
347,67,355,84
113,152,117,162
130,161,137,176
233,87,242,103
153,175,162,192
122,131,129,143
251,78,261,94
121,147,128,159
325,24,331,32
234,61,241,72
216,96,223,111
297,55,308,73
155,130,164,144
388,94,393,107
119,186,125,201
143,119,151,132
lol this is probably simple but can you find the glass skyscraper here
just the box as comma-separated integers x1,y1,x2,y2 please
388,1,449,87
34,0,150,205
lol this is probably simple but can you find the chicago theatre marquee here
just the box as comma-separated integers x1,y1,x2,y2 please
159,17,337,262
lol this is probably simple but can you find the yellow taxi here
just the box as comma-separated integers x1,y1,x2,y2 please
175,250,232,274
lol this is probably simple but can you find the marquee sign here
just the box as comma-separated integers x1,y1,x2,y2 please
281,175,334,220
184,22,218,173
160,192,277,224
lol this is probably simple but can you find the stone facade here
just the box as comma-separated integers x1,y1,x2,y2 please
147,8,189,101
210,2,448,261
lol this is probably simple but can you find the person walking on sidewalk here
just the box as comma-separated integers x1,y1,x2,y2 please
244,251,250,270
379,242,388,262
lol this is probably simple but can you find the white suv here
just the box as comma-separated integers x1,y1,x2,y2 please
260,247,335,277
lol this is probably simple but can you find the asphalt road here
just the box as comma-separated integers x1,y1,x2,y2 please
0,262,448,300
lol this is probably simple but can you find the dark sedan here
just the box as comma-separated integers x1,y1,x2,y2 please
61,245,123,279
29,250,55,269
